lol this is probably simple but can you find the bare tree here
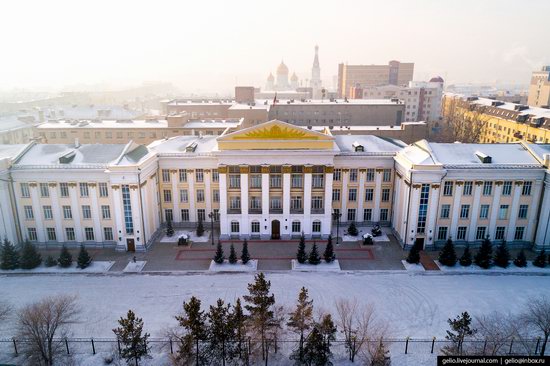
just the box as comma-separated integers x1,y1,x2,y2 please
433,96,490,143
521,296,550,356
0,301,11,322
17,295,79,366
473,312,516,355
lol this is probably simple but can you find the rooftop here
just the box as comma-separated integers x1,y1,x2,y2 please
148,135,219,155
40,104,144,120
334,135,406,154
0,115,38,132
182,118,243,129
36,119,168,129
268,98,404,106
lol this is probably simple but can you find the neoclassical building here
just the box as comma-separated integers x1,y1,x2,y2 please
0,120,549,252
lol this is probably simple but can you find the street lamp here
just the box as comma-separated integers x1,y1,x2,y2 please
332,210,342,245
208,212,215,246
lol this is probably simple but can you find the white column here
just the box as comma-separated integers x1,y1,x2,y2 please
29,183,45,242
171,170,180,222
535,175,550,248
505,182,523,242
449,182,463,239
357,170,366,222
526,180,542,241
488,183,503,240
240,168,249,237
467,183,483,242
112,185,124,245
425,184,440,246
130,185,143,247
89,183,102,243
261,168,269,237
303,168,312,236
68,183,83,242
140,183,150,243
407,184,421,244
283,167,291,222
340,169,349,221
218,168,228,239
0,181,17,243
205,170,212,216
323,169,334,237
373,169,383,222
48,183,64,242
188,170,196,222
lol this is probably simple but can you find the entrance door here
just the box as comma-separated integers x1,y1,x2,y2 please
271,220,280,240
126,239,135,252
415,238,425,250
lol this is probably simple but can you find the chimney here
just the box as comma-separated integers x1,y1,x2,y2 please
74,138,80,148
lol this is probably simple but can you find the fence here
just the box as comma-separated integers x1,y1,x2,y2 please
0,336,547,364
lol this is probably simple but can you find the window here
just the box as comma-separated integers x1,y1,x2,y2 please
65,227,75,241
181,209,190,222
380,208,388,221
443,181,454,196
498,205,509,220
270,174,281,188
332,189,341,201
213,209,219,221
43,206,53,220
213,190,219,203
27,227,37,241
365,188,374,201
518,205,528,219
460,205,470,219
381,188,390,202
196,189,205,202
24,205,34,219
101,205,111,219
291,196,302,210
165,209,173,222
333,169,342,181
440,204,450,219
270,197,282,210
291,174,303,188
179,169,187,182
251,221,260,233
522,181,532,196
163,190,172,203
63,205,72,219
81,205,91,219
348,188,357,201
383,169,391,182
46,228,57,241
59,183,69,197
476,226,487,240
366,169,375,182
349,169,358,182
514,227,524,240
363,208,372,221
312,174,324,188
20,183,30,197
495,227,505,240
479,205,489,219
99,183,109,197
502,181,512,196
347,209,356,221
463,181,473,196
85,227,95,241
197,209,206,222
312,221,321,233
250,196,261,210
457,227,467,240
229,174,241,188
438,227,448,240
292,221,301,233
104,227,114,241
122,185,134,235
212,169,219,182
311,196,323,210
162,169,171,182
483,181,493,196
230,196,241,210
417,184,430,234
250,174,262,188
80,183,89,197
195,169,204,183
180,189,188,203
231,221,240,233
40,183,49,197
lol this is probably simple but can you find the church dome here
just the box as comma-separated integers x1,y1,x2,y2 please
277,61,289,75
290,72,298,81
429,76,444,83
267,73,274,81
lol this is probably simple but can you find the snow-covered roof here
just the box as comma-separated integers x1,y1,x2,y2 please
148,136,218,155
182,119,243,129
0,115,37,132
0,144,27,160
40,104,144,120
334,135,406,155
36,119,168,129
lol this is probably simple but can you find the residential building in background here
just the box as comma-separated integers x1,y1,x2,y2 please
337,61,414,98
527,66,550,107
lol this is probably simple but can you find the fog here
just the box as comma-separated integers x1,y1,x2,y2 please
1,0,549,94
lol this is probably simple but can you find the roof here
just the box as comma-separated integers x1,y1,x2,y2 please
334,135,406,154
0,115,37,132
526,143,550,163
36,119,168,129
0,144,27,160
148,136,218,155
40,104,144,120
182,119,243,129
269,99,404,106
166,99,234,106
448,94,550,121
229,103,270,111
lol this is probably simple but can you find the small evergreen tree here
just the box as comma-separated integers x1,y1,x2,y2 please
113,310,150,366
459,246,472,267
76,245,92,269
44,255,57,267
0,238,20,270
302,325,332,365
438,238,457,267
19,240,42,270
166,218,174,237
296,234,307,264
213,242,225,264
196,218,204,237
175,296,207,364
363,236,373,245
287,287,314,362
493,240,510,268
323,235,335,263
241,240,250,264
513,249,527,268
308,242,321,265
206,299,236,361
406,240,421,264
228,244,237,264
474,236,492,269
533,249,547,268
57,245,72,268
243,273,275,360
230,298,247,359
442,311,476,356
347,221,358,236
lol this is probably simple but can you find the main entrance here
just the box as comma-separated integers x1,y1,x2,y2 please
126,238,135,252
271,220,281,240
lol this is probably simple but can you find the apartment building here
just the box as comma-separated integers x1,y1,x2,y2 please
527,66,550,107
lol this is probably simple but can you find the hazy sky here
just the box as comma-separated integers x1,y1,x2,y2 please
1,0,549,94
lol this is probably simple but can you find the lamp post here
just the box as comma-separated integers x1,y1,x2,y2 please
332,210,342,245
208,212,215,246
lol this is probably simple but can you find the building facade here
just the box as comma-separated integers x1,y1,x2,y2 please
527,66,550,108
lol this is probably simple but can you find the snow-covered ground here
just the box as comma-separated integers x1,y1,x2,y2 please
208,259,258,272
291,259,341,271
159,230,211,243
123,261,146,272
435,260,550,273
0,261,114,274
401,260,425,271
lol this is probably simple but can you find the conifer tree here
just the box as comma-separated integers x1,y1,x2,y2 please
406,239,422,264
77,245,92,269
318,313,337,349
196,218,204,237
240,240,250,264
228,244,237,264
0,238,20,270
308,242,321,265
57,245,72,268
213,242,225,264
363,235,374,245
113,310,150,366
175,296,207,364
442,312,476,356
533,249,547,268
459,246,472,267
474,236,492,269
302,324,332,365
438,238,457,266
287,287,314,362
371,340,391,366
513,249,527,268
493,240,510,268
45,255,57,267
231,298,247,359
296,234,307,264
19,240,42,270
347,221,358,236
206,299,236,362
323,235,335,263
243,273,275,360
166,218,174,237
